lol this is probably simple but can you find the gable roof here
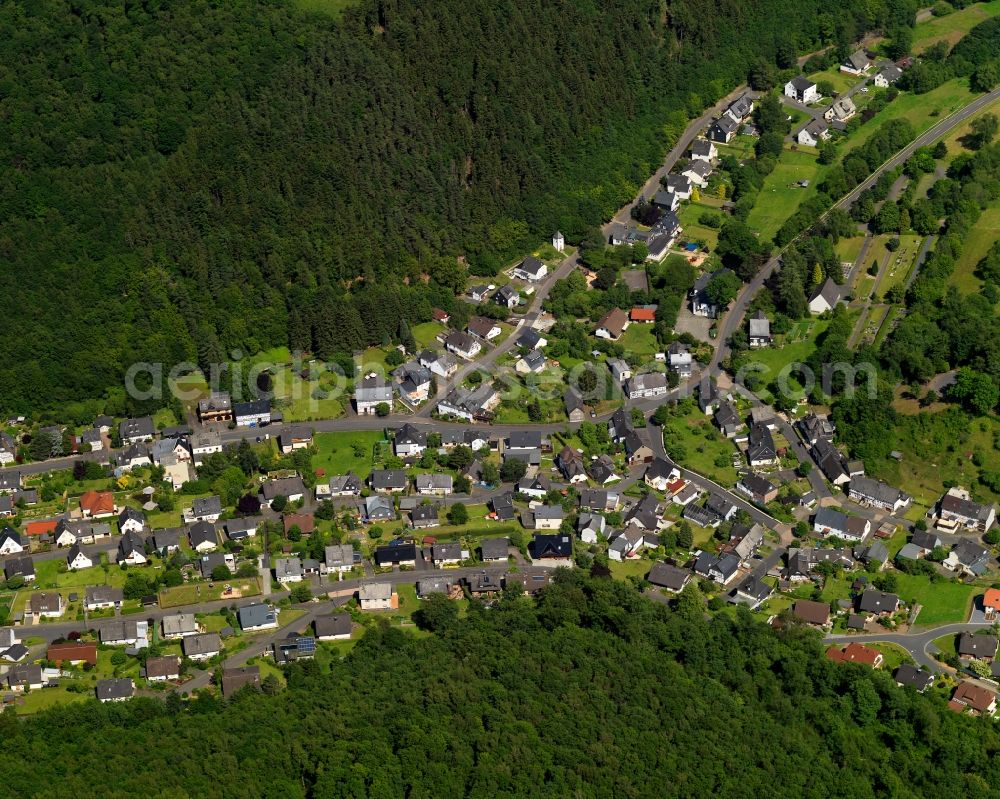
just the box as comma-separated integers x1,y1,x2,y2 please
647,562,690,591
792,599,829,625
596,308,629,338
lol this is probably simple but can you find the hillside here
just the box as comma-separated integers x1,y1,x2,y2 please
4,576,1000,798
0,0,908,415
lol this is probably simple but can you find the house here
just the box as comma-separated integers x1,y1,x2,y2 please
529,534,573,566
161,613,199,639
515,348,547,374
784,76,819,104
491,493,516,522
595,308,629,340
66,543,93,570
694,551,740,585
189,431,223,463
725,524,765,564
689,138,717,163
223,517,261,542
797,413,835,445
945,539,991,577
393,424,427,458
117,507,146,535
197,392,232,423
713,400,742,439
375,542,418,567
624,431,653,465
85,585,123,610
826,643,883,668
608,525,648,562
792,599,830,627
578,488,620,513
690,269,732,318
0,470,21,494
187,521,218,553
736,474,778,505
840,49,870,75
445,331,482,360
80,428,104,452
419,350,458,379
8,664,45,692
324,473,363,498
532,505,565,531
260,477,306,506
273,556,303,583
746,423,778,467
145,655,181,682
47,642,97,666
626,372,669,400
705,493,736,522
647,562,691,593
116,443,152,473
645,211,682,262
359,582,394,610
587,455,620,485
393,361,433,404
909,529,942,555
664,173,692,200
369,469,408,494
729,576,773,610
364,495,396,523
119,416,155,444
682,159,712,188
626,494,662,531
748,311,771,348
80,490,116,519
184,633,222,661
3,554,34,583
278,426,313,454
232,399,271,428
324,543,356,574
813,438,850,485
100,619,149,647
808,277,842,314
479,537,509,562
149,528,182,555
186,495,223,523
431,542,463,566
355,376,393,415
221,667,261,697
873,64,903,87
824,96,856,124
849,476,911,513
437,383,500,422
652,189,678,211
469,284,490,302
644,458,678,492
552,230,565,252
556,446,587,483
415,474,453,496
937,489,995,533
726,92,755,122
410,504,440,529
607,358,631,383
630,306,657,325
707,113,740,143
29,592,63,617
0,527,24,555
577,513,606,544
949,682,997,716
958,632,999,662
517,327,546,350
813,508,870,543
894,664,934,692
238,604,279,631
494,285,521,310
312,614,353,643
797,118,830,147
467,316,502,341
667,342,692,379
564,388,586,423
512,255,548,282
858,589,900,618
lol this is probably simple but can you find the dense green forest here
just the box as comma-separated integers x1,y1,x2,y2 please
4,574,999,797
0,0,915,416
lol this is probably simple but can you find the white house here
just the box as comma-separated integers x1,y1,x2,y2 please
552,231,565,252
511,256,548,282
797,119,830,147
873,64,903,88
682,160,712,188
689,138,717,163
809,277,843,315
66,544,93,570
784,76,819,104
359,583,394,610
824,97,857,124
232,400,271,428
355,376,393,415
626,372,668,400
840,50,870,76
444,331,482,360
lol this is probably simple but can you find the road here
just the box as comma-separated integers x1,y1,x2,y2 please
825,621,995,672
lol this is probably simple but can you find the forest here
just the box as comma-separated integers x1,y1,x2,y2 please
0,0,916,416
4,574,1000,798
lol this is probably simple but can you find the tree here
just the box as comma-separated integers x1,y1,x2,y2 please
705,270,742,308
949,369,999,415
675,521,693,549
289,584,312,603
270,495,288,512
447,504,468,526
375,402,391,417
211,564,232,581
481,461,500,486
413,593,459,632
500,458,527,483
261,674,281,695
969,113,999,150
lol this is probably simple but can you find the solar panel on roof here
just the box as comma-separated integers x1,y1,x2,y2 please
296,637,316,654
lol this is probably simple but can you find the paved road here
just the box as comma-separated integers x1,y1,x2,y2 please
825,621,995,672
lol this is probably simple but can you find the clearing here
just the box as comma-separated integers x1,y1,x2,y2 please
912,0,1000,54
746,147,827,241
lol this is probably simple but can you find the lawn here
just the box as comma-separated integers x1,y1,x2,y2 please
270,363,345,422
412,321,445,350
746,317,832,388
617,324,661,357
677,201,723,251
841,79,978,156
896,573,977,626
609,559,655,582
33,559,125,591
872,234,922,300
940,95,1000,159
311,431,387,479
835,235,866,266
662,412,738,486
806,66,857,97
14,685,91,715
869,642,914,671
932,633,958,660
159,578,261,608
912,0,1000,54
950,204,1000,295
746,147,826,241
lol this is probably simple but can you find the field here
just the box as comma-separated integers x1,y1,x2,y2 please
311,431,387,479
870,234,922,300
412,321,445,350
872,413,1000,512
842,79,977,156
896,573,976,626
745,148,826,241
616,324,661,357
835,235,866,266
269,363,345,422
950,204,1000,294
158,578,261,608
911,0,1000,53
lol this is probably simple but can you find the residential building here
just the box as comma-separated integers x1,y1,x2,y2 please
370,469,407,493
729,576,773,610
278,426,313,453
393,423,427,458
529,534,573,566
515,348,547,374
949,682,997,716
511,255,547,282
186,495,223,523
197,393,232,423
444,331,482,360
808,277,842,314
495,285,521,309
119,416,155,444
564,388,586,422
222,667,260,697
848,476,911,513
183,633,222,661
894,664,934,692
47,642,97,666
358,582,394,610
784,76,819,104
746,423,778,467
188,521,218,553
145,655,181,682
66,543,93,570
532,505,565,531
646,562,690,593
374,543,418,567
85,586,123,610
467,316,502,341
324,543,356,574
233,399,272,427
936,488,995,533
480,537,510,562
431,542,463,566
607,358,631,383
873,64,903,87
29,592,63,617
314,614,353,641
707,113,739,143
238,604,279,631
813,508,870,543
840,49,870,75
260,477,306,506
595,308,629,340
736,473,778,505
826,643,883,668
117,507,146,535
797,118,830,147
162,613,200,639
791,598,830,627
958,633,999,662
364,495,396,523
689,138,717,162
117,530,147,565
945,539,991,577
858,589,900,618
100,619,149,647
79,490,116,519
415,474,453,495
824,96,856,124
626,372,668,400
355,376,393,415
748,311,771,348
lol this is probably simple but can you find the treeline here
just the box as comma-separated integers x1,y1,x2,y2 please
5,573,1000,798
0,0,915,416
900,15,1000,94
